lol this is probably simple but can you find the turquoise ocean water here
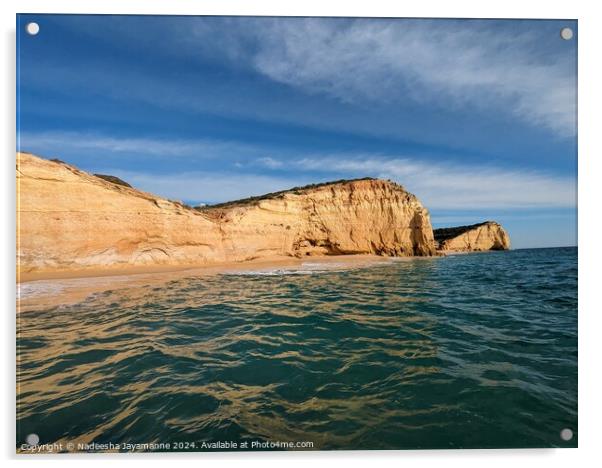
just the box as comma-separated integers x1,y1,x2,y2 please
17,247,577,451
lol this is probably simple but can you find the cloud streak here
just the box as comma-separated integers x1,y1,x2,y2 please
192,18,576,136
19,131,575,210
18,131,263,159
254,155,576,210
104,155,577,211
102,170,306,205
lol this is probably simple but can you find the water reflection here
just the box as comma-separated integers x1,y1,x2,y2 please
17,249,577,450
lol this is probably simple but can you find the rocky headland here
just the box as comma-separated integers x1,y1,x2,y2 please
434,221,511,252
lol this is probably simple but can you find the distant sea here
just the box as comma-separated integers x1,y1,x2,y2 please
17,247,577,451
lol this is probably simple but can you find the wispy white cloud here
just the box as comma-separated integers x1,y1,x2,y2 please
193,18,576,137
18,131,262,159
254,155,576,210
105,154,576,210
103,170,305,205
17,131,307,204
19,130,575,210
255,156,285,169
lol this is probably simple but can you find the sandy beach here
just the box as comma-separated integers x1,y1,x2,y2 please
17,254,425,312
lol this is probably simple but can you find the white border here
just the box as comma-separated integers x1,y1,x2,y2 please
3,1,601,467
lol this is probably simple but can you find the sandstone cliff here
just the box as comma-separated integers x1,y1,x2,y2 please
433,221,511,252
17,152,437,276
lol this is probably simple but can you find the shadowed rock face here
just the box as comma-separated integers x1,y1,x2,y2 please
93,174,132,188
17,152,437,275
434,221,511,252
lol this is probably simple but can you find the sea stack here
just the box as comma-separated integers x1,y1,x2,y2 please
434,221,511,253
17,152,437,276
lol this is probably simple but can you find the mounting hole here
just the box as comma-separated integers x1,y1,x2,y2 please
560,428,573,441
26,433,40,445
25,22,40,36
560,27,573,40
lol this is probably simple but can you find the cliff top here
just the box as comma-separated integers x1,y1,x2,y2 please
433,221,499,242
195,177,407,210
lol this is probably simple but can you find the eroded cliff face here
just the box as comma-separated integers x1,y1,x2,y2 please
17,152,437,276
17,152,224,274
434,221,511,252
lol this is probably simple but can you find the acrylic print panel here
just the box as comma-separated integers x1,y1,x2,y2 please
16,15,577,452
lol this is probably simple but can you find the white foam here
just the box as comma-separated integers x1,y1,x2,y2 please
17,281,65,300
221,260,381,277
17,275,127,301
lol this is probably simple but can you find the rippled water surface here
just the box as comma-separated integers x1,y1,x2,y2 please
17,248,577,451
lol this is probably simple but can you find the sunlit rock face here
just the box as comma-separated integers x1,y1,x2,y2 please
434,221,511,253
17,152,437,276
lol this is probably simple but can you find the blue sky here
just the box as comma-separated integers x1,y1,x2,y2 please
17,15,577,248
